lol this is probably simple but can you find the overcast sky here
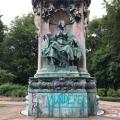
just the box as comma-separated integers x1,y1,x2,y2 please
0,0,106,25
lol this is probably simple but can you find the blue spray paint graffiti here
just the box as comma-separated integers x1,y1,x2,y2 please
39,93,87,109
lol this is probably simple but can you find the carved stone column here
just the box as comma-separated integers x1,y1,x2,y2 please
32,0,91,77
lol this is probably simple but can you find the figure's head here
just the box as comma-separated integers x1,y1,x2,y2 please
58,20,65,30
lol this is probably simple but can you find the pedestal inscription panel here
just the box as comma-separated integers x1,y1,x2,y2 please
28,92,88,117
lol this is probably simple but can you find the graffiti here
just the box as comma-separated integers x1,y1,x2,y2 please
32,103,37,111
39,93,87,109
32,93,37,113
75,23,81,38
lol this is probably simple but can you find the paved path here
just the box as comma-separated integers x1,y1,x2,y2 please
99,101,120,119
0,101,120,120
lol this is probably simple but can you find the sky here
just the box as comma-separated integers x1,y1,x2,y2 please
0,0,106,25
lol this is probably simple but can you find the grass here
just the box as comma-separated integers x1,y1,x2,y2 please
0,104,15,108
0,96,25,101
100,97,120,102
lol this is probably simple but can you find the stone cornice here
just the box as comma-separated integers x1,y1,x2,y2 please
32,0,91,7
32,0,91,22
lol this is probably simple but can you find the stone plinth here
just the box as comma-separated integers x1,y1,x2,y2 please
28,77,97,117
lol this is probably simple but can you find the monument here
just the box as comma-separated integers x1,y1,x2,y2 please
28,0,97,117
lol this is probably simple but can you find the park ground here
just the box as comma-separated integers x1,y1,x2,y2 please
0,100,120,120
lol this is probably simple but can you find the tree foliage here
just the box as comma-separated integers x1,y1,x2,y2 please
87,0,120,89
0,16,4,43
0,0,120,89
1,14,37,85
0,16,5,69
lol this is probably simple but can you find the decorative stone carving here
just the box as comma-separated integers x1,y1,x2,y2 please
84,8,90,37
32,0,41,15
42,4,55,22
32,0,91,23
29,77,96,90
69,5,81,23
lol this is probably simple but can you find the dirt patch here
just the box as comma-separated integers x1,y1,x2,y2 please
0,96,25,101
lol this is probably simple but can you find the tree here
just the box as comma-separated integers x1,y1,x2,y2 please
87,18,103,51
87,0,120,89
2,14,37,85
108,1,120,89
0,16,4,43
0,16,5,69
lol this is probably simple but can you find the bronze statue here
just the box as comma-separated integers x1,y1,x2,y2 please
42,20,82,67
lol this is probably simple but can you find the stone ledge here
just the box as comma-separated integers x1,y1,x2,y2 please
29,77,96,90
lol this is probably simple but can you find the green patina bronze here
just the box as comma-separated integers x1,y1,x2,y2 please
42,21,82,69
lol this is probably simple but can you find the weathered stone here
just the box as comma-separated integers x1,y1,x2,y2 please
32,0,91,73
28,77,97,117
28,91,89,117
27,0,97,118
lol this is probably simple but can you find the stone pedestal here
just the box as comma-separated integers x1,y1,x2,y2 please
28,77,97,117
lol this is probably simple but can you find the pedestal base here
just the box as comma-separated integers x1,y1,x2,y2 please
28,77,97,118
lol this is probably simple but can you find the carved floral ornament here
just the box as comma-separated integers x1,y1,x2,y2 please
32,0,91,23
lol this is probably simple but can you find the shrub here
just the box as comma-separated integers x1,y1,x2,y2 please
0,70,16,84
100,97,120,102
117,89,120,97
97,88,107,97
107,88,118,97
0,83,27,97
11,89,27,97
